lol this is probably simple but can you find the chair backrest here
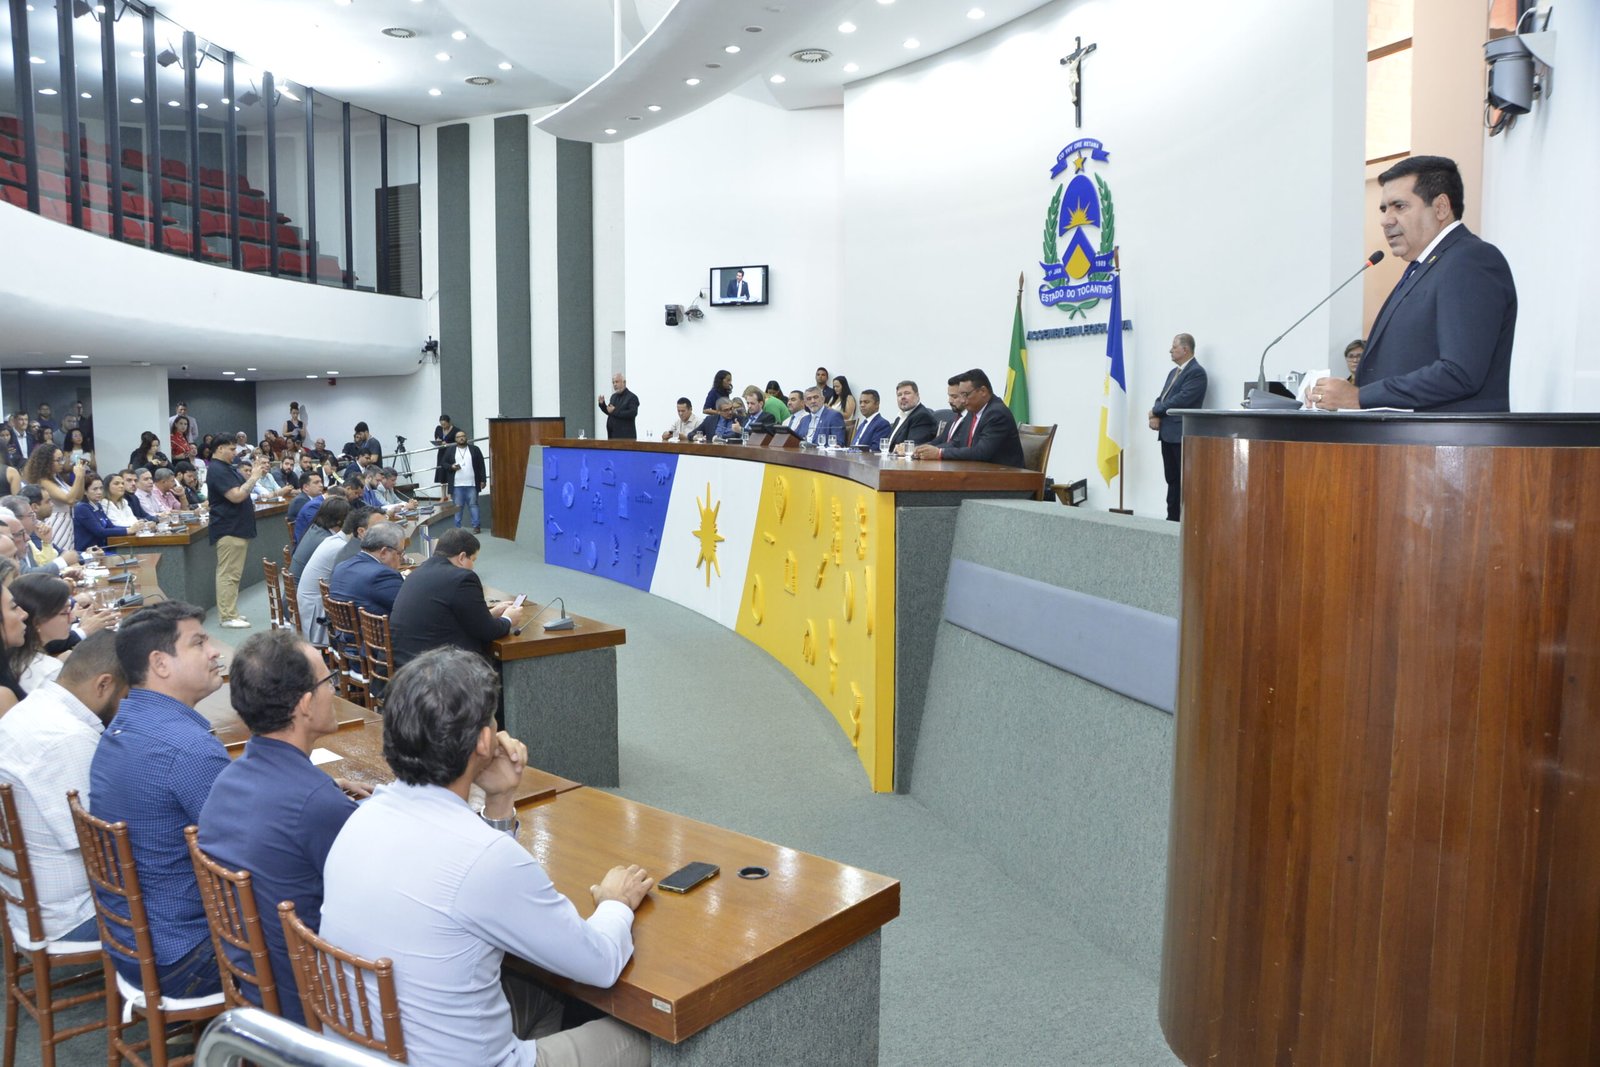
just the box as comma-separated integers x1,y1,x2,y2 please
0,782,48,945
66,791,162,996
1018,423,1058,499
278,902,406,1062
356,608,394,707
184,827,281,1015
262,559,284,630
281,570,303,632
321,591,367,702
282,542,293,571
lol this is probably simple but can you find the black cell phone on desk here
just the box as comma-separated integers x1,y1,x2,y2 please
658,862,719,894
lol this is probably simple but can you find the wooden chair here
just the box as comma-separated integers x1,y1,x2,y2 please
262,558,285,631
320,583,370,707
278,902,405,1062
281,570,303,636
66,792,225,1067
356,608,395,713
182,828,280,1017
1017,423,1058,501
281,541,293,571
0,784,104,1067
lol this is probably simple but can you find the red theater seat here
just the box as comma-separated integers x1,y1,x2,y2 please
0,185,26,208
0,134,21,160
276,224,303,248
160,226,195,254
35,146,67,173
121,147,146,171
161,177,192,204
0,117,20,138
39,197,71,223
0,159,23,186
237,194,267,219
37,171,73,198
160,158,188,181
199,209,232,236
241,242,272,272
199,186,228,211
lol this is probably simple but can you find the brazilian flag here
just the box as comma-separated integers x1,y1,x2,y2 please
1004,283,1029,424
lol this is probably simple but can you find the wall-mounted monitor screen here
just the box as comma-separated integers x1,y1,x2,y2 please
709,265,769,307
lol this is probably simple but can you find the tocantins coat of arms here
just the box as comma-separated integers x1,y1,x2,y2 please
1039,137,1116,319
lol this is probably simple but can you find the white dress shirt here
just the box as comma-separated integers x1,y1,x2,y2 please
103,496,138,528
320,782,636,1066
453,446,475,488
18,652,64,696
0,680,104,940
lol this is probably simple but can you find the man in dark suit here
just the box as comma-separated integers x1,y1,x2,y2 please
328,522,407,618
388,529,524,669
597,373,640,439
724,269,749,300
930,379,969,445
915,369,1024,467
885,380,938,453
1148,333,1208,522
796,386,844,446
733,389,776,433
1312,155,1516,413
849,390,892,451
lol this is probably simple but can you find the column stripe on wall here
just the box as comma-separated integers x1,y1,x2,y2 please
437,123,473,433
495,115,533,417
555,138,595,436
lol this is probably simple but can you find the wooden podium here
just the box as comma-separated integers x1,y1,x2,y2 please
487,416,565,540
1161,412,1600,1067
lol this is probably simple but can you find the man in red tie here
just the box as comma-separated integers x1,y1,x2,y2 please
914,369,1025,467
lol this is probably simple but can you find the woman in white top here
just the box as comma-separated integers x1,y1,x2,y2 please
101,472,150,531
7,572,73,695
22,444,86,551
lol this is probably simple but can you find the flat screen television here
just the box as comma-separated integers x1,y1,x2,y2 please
709,265,768,307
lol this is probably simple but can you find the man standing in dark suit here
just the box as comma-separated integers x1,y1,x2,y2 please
725,269,749,300
388,529,524,669
1148,333,1208,522
597,373,640,439
886,380,938,453
914,369,1024,467
1311,155,1516,413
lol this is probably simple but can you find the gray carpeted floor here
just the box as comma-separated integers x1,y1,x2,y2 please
4,532,1178,1066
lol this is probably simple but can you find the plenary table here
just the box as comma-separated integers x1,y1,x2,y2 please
107,500,290,611
511,786,899,1065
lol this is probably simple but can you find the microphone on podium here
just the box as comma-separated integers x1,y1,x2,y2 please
1249,250,1385,408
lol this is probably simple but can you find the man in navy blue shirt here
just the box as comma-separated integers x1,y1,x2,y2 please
90,601,230,997
198,630,370,1023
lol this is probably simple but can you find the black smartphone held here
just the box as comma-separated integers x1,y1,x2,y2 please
657,861,719,894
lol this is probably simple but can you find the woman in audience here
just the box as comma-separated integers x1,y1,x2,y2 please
23,444,87,550
284,401,307,447
74,474,136,551
29,425,53,453
127,430,167,473
289,495,350,579
0,426,20,469
703,370,734,416
830,375,858,436
0,559,28,713
170,416,199,462
7,572,75,694
63,426,91,467
103,471,153,530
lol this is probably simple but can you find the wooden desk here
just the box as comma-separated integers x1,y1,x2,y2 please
107,500,290,611
512,788,898,1063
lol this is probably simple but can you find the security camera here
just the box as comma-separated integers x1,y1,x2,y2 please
1485,27,1556,127
665,304,683,327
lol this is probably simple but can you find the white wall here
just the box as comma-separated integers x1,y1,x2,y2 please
1481,2,1597,412
254,366,440,460
621,94,844,432
87,366,169,470
842,0,1366,516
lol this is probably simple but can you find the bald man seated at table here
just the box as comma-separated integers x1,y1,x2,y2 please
319,649,653,1067
388,529,525,668
328,521,407,618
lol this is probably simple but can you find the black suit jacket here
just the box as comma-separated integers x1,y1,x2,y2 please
937,397,1025,467
389,556,512,666
1152,359,1208,444
724,278,749,299
1356,225,1516,412
434,442,487,489
599,389,640,439
886,404,937,449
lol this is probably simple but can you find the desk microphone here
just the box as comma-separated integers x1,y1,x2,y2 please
512,597,573,636
1250,250,1384,406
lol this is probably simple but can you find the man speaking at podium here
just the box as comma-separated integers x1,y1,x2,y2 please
1310,155,1516,413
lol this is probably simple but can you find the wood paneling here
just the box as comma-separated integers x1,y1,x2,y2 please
1161,427,1600,1066
488,416,566,540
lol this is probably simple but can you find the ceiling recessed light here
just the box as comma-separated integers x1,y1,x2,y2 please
838,21,856,33
45,369,60,374
451,30,467,40
38,88,57,96
603,127,617,135
428,88,442,96
380,27,416,38
128,50,142,59
647,104,661,111
843,62,859,73
723,44,740,54
465,76,494,86
434,51,450,61
196,101,208,109
167,99,181,107
903,38,920,49
29,56,44,65
327,371,340,375
685,77,700,85
305,374,318,379
130,96,142,104
80,91,92,99
769,74,785,84
246,367,257,371
25,370,43,376
967,7,985,18
222,370,235,375
498,61,511,70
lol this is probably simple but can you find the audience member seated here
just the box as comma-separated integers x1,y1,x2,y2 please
0,562,26,713
89,601,229,998
73,475,135,552
341,423,384,465
885,379,940,453
128,431,168,474
8,572,76,694
689,400,728,442
796,386,845,446
0,631,127,945
290,495,349,580
329,521,407,619
298,505,375,642
108,470,152,525
338,474,367,505
737,387,776,432
762,383,791,425
291,473,330,544
276,454,303,491
3,489,79,575
198,630,371,1024
783,390,806,429
661,398,698,442
287,472,324,532
930,379,969,445
173,461,205,508
849,389,892,450
914,368,1026,467
136,467,182,520
319,648,653,1067
389,529,522,669
372,467,409,508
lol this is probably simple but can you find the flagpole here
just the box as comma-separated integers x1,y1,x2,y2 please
1108,249,1133,515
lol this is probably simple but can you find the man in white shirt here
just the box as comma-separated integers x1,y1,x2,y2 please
0,632,128,943
320,649,653,1067
659,398,699,442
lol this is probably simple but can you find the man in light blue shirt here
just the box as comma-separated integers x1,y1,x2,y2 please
320,649,654,1066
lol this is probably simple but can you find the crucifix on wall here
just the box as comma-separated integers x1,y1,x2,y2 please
1059,35,1097,128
